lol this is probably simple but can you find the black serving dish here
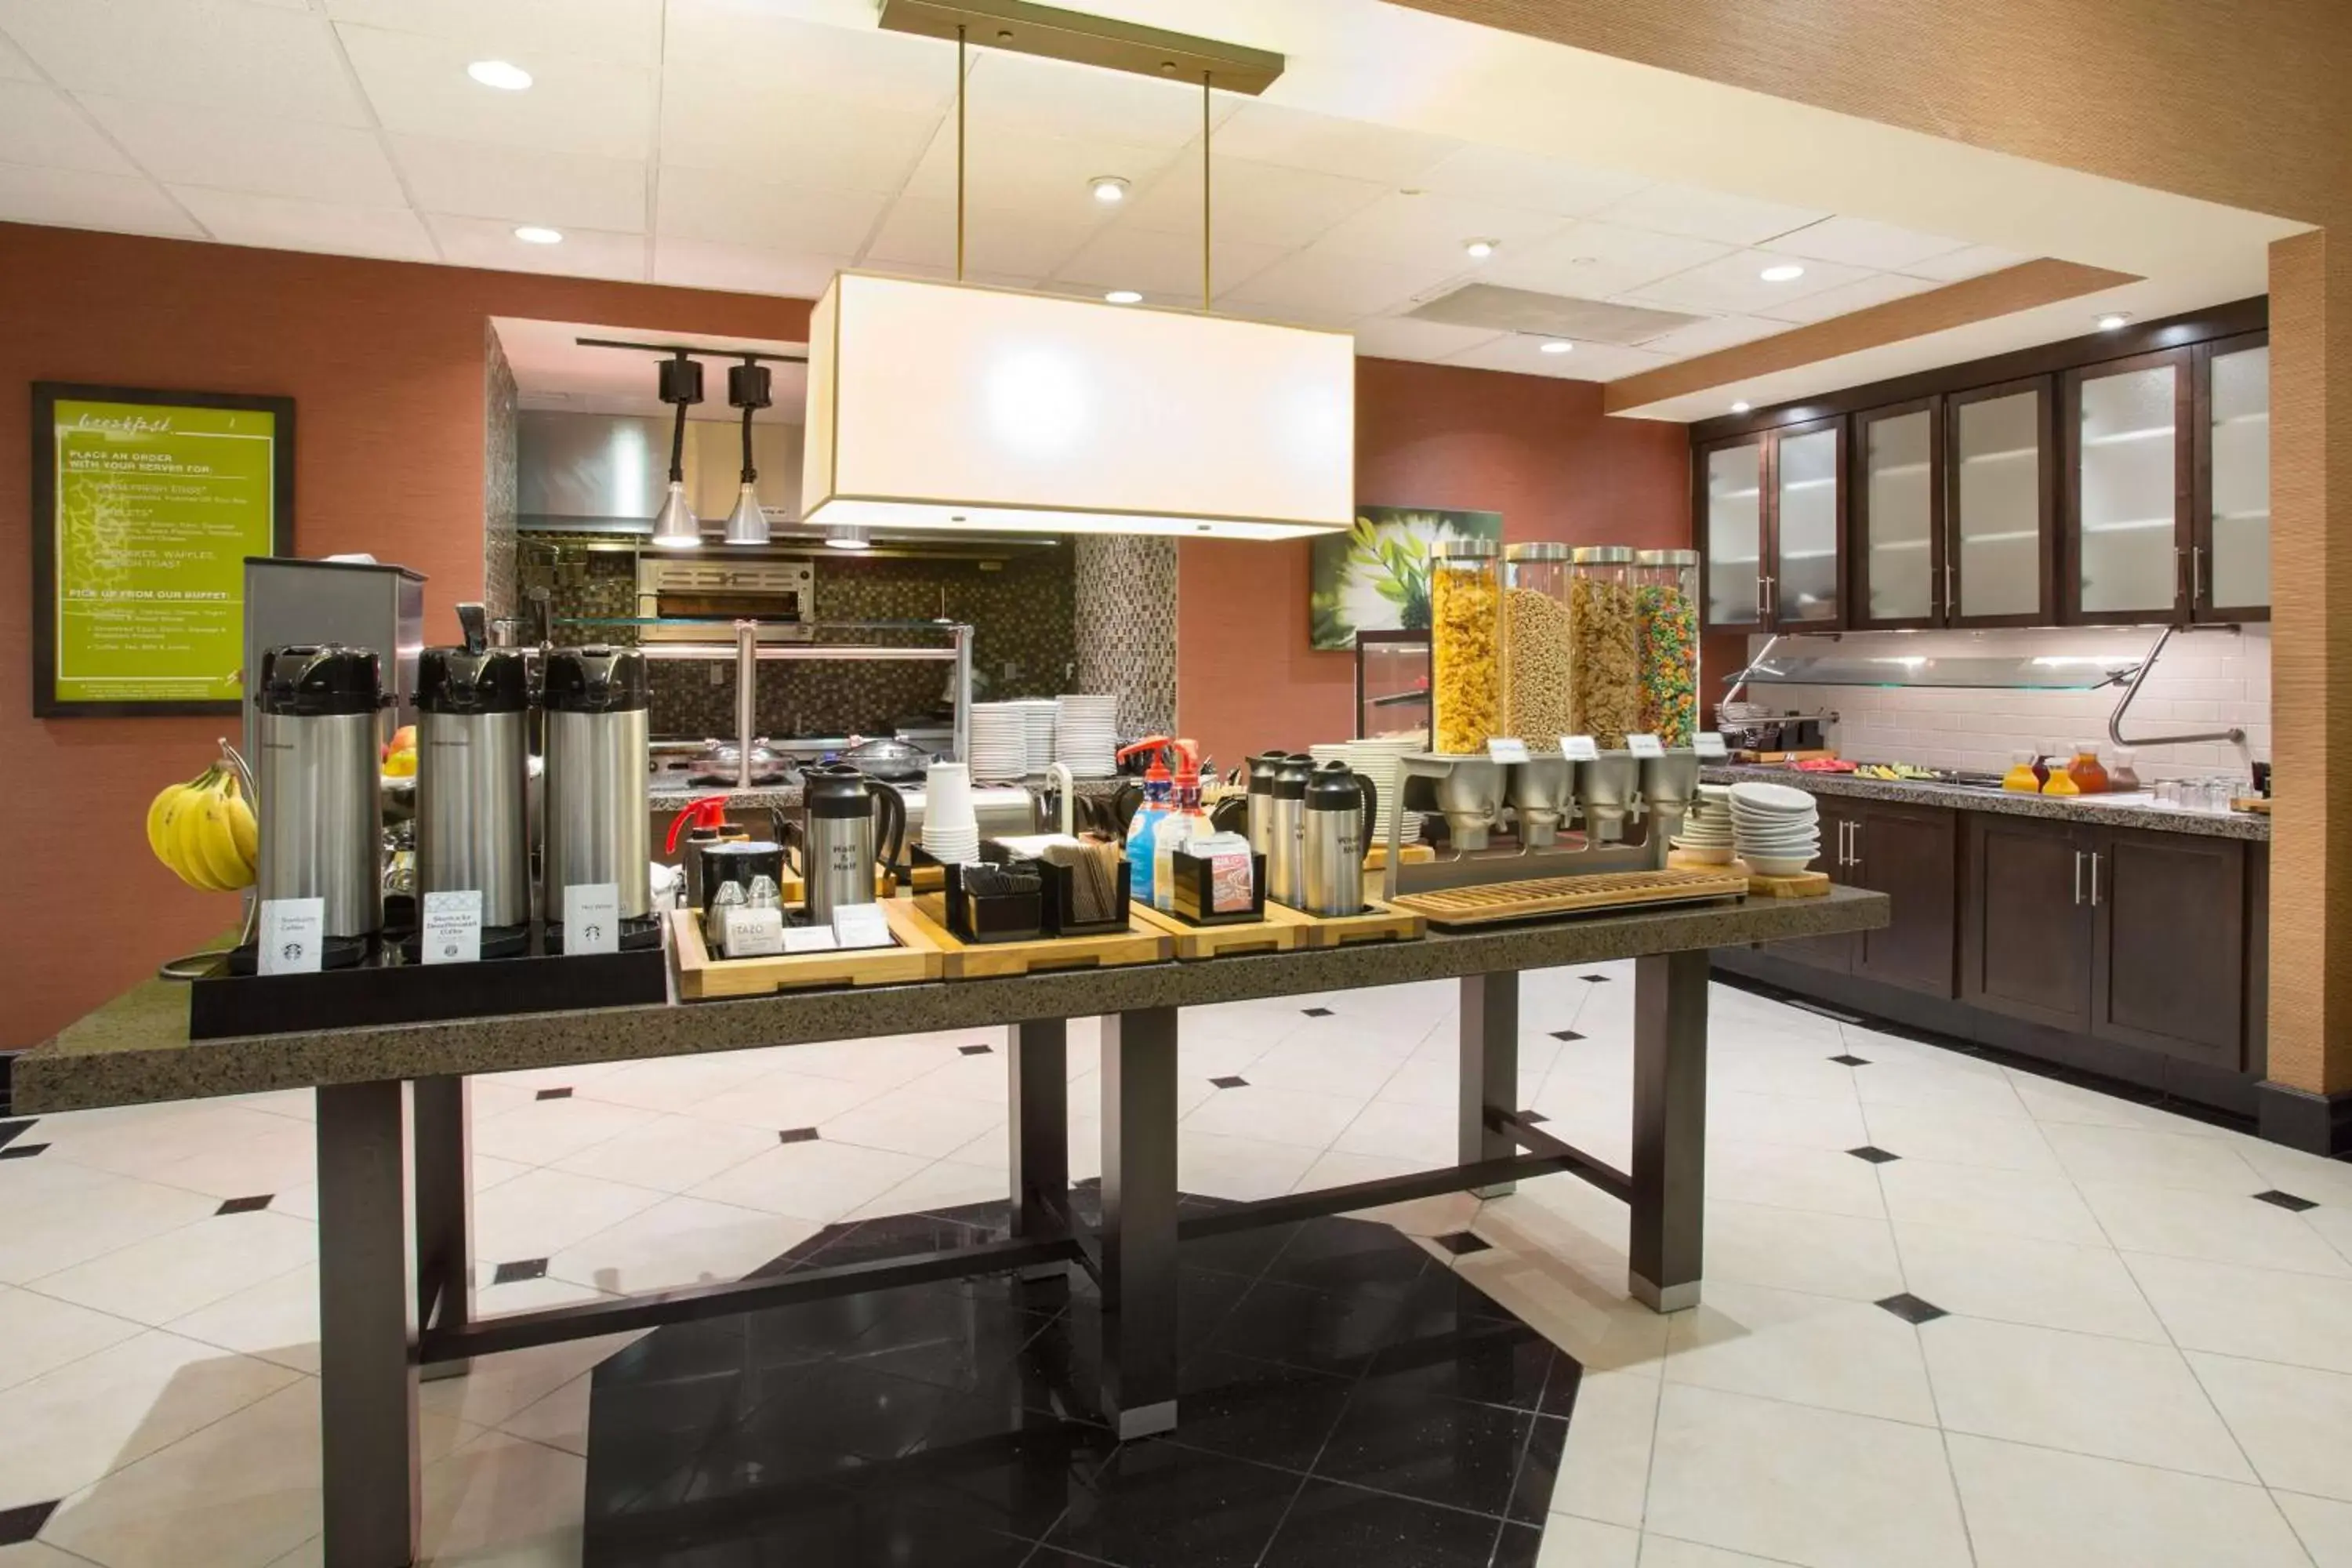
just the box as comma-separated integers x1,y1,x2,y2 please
1164,848,1267,927
942,860,1044,944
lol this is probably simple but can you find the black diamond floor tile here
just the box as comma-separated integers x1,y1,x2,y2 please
1579,974,1610,983
778,1126,820,1144
1209,1075,1250,1089
0,1119,34,1152
960,1044,996,1056
1261,1482,1540,1567
1847,1145,1901,1164
0,1144,47,1160
216,1194,274,1215
1047,1439,1305,1568
536,1087,574,1100
1828,1054,1872,1066
1431,1231,1491,1257
1548,1030,1584,1042
492,1258,549,1285
1516,1109,1549,1125
1877,1292,1949,1325
0,1499,57,1547
2256,1189,2320,1212
1301,1007,1334,1018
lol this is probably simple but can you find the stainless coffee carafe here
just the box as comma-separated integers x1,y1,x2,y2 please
1245,752,1285,860
798,764,908,923
1267,753,1312,906
1300,762,1377,917
416,609,532,941
255,644,386,944
542,647,651,945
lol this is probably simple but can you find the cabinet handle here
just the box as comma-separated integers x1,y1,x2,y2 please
1756,576,1766,621
1847,820,1862,873
1943,560,1957,619
2089,851,2101,907
2073,849,2085,906
2192,546,2205,608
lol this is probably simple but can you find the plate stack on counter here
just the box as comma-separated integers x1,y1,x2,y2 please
968,704,1030,784
1054,694,1120,778
1307,736,1422,848
1012,699,1059,775
1728,781,1821,876
1672,783,1735,863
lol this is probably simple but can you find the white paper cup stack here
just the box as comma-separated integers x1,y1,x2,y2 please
1671,783,1736,863
922,761,981,864
1728,781,1822,876
1054,695,1120,778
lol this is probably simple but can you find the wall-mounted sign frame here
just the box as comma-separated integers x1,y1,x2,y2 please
31,383,294,717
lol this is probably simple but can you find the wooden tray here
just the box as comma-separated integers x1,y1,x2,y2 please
670,903,942,1000
906,895,1170,978
1746,869,1831,898
1265,900,1425,949
1388,867,1751,928
1131,902,1301,960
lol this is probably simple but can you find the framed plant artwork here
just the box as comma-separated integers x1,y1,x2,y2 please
1308,506,1502,651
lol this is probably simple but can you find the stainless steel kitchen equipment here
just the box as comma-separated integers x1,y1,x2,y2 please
797,763,908,923
1578,753,1640,843
634,557,814,643
255,644,386,956
1298,761,1377,917
414,608,532,952
1266,753,1312,906
241,557,423,766
1508,755,1574,848
1433,756,1509,851
542,647,656,951
1381,744,1707,900
838,735,932,781
891,782,1043,845
1245,752,1283,859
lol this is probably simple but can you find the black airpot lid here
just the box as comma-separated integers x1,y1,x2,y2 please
257,644,383,717
543,646,650,713
417,647,531,714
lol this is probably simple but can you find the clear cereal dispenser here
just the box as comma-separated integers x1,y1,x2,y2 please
1634,548,1701,748
1567,546,1641,750
1430,539,1503,755
1502,543,1575,751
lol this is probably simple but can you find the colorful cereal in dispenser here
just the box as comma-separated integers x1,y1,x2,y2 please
1635,549,1700,747
1431,539,1503,754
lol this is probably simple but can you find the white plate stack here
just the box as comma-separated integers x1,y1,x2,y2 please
920,762,980,865
968,704,1029,783
1341,736,1423,847
1728,781,1822,876
1671,784,1736,863
1012,699,1059,775
1054,695,1120,778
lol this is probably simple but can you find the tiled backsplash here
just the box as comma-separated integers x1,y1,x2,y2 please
1736,624,2271,782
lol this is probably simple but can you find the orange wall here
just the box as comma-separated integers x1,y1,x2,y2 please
1177,356,1692,767
2,223,811,1051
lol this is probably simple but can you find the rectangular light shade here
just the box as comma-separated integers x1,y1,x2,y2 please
802,272,1355,540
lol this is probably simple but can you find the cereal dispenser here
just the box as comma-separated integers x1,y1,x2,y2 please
1634,549,1701,748
1567,546,1641,750
1430,539,1503,755
1502,543,1574,750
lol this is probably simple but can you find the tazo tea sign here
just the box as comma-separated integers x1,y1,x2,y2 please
31,384,294,717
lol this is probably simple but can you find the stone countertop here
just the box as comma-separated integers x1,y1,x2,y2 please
1699,765,2270,843
16,887,1887,1115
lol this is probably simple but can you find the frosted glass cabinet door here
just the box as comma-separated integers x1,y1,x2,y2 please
1858,405,1936,623
1704,439,1765,627
2204,338,2270,615
1950,383,2049,622
2069,352,2188,620
1774,423,1842,625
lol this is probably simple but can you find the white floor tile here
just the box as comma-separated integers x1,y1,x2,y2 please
469,1168,665,1265
1544,1369,1658,1529
1455,1240,1671,1377
1921,1315,2255,1479
165,1261,322,1374
1704,1090,1869,1152
1176,1130,1320,1201
497,1371,591,1457
547,1196,818,1295
546,1112,782,1196
684,1068,891,1130
683,1137,930,1223
140,1119,319,1201
2125,1250,2352,1374
2278,1490,2352,1566
1875,1157,2107,1245
1330,1098,1459,1166
0,1283,144,1392
1292,1148,1425,1192
2077,1178,2352,1276
851,1156,1008,1219
33,1105,307,1183
1853,1056,2030,1118
1534,1513,1637,1566
573,1053,775,1113
2042,1121,2265,1193
903,1050,1017,1105
1664,1279,1936,1424
421,1430,584,1564
1892,1221,2169,1341
1858,1102,2059,1172
1240,1038,1414,1099
420,1330,642,1432
32,1210,316,1327
1947,1431,2309,1567
0,1161,220,1284
820,1087,1007,1159
1704,1139,1887,1220
1633,1540,1790,1567
271,1153,525,1226
0,1541,115,1566
2188,1350,2352,1502
758,1036,959,1085
1645,1382,1972,1568
467,1096,660,1168
1701,1200,1905,1302
1181,1082,1366,1150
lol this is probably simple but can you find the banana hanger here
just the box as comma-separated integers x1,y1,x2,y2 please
158,738,261,982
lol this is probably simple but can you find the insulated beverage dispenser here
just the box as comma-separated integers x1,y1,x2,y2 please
255,644,385,961
542,646,653,952
415,614,532,956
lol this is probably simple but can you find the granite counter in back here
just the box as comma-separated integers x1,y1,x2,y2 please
1700,765,2269,842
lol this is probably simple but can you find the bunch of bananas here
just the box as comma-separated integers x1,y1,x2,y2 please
147,766,260,892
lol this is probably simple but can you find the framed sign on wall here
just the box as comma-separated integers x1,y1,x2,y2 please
31,383,294,717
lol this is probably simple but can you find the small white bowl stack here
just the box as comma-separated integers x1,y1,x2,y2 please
1054,694,1120,779
1728,781,1822,877
967,704,1029,783
1671,783,1736,863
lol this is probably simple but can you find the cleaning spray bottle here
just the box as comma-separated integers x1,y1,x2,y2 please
1152,738,1210,913
1116,736,1176,909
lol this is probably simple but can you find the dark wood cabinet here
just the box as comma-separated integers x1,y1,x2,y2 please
2061,347,2195,625
1697,419,1846,633
2192,330,2270,622
1946,377,2058,626
1852,398,1944,630
1849,802,1958,996
1777,797,1862,972
2089,826,2246,1067
1961,814,2093,1032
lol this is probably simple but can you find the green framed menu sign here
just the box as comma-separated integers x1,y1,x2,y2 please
31,383,294,717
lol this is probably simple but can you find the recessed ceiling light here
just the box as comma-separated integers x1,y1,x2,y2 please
825,525,873,551
2097,311,2132,331
1104,289,1143,305
1759,263,1806,283
466,59,532,90
513,225,562,245
1731,401,1752,413
1089,176,1130,205
1464,238,1497,260
1538,339,1573,355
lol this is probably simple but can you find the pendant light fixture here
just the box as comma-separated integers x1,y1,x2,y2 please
804,4,1349,543
723,358,772,546
650,350,704,548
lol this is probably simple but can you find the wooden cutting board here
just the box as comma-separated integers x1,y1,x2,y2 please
670,903,942,1000
1265,900,1425,949
905,895,1171,978
1131,902,1301,960
1389,867,1751,927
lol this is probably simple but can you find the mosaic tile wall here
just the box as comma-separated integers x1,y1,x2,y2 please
1073,535,1177,737
524,535,1076,740
481,324,518,619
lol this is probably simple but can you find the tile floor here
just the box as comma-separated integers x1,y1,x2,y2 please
2,962,2351,1565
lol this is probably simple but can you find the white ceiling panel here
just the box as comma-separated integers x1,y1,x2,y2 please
658,165,890,254
964,49,1234,151
898,122,1179,216
1905,241,2031,281
1592,181,1830,246
1210,100,1458,186
1628,313,1789,357
1121,156,1385,250
1443,333,1672,383
1762,215,1973,273
662,0,953,114
661,76,936,194
862,194,1091,281
323,0,662,67
1348,314,1504,362
335,23,652,162
1412,144,1650,219
1220,248,1452,327
1052,224,1284,301
652,237,848,298
1478,220,1731,301
1622,248,1875,317
0,29,38,79
1312,191,1570,274
428,213,645,281
0,81,137,176
0,0,369,126
78,93,404,205
169,186,434,260
391,137,645,232
1761,269,1939,325
0,163,198,237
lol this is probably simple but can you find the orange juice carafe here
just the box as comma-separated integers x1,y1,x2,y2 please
2064,744,2109,795
2042,765,2081,797
2002,751,2042,793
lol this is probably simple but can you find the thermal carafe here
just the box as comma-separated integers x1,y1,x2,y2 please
798,764,907,924
1299,762,1377,916
256,644,385,943
416,637,532,942
543,647,652,944
1244,752,1283,859
1267,753,1312,906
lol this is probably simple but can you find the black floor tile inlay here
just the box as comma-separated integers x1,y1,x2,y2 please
1301,1007,1334,1018
1209,1075,1249,1090
1431,1232,1491,1257
1828,1054,1872,1066
579,1192,1582,1566
960,1044,996,1056
0,1144,46,1160
1548,1029,1584,1042
1577,974,1610,984
1846,1145,1901,1164
2256,1189,2320,1212
536,1087,574,1101
1517,1109,1549,1125
0,1499,59,1546
779,1127,820,1144
493,1258,550,1285
1876,1292,1948,1325
0,1118,34,1152
216,1194,274,1215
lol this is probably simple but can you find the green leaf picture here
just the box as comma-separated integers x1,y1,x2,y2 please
1307,506,1502,652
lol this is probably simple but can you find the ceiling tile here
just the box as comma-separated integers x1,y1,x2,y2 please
652,237,847,298
1122,156,1385,250
659,165,888,255
78,93,404,204
1904,241,2031,281
1478,220,1732,300
662,0,954,114
1758,269,1939,325
0,31,38,78
1348,315,1504,363
169,185,433,260
861,194,1091,281
426,213,645,281
1313,190,1570,274
1220,248,1451,328
1629,313,1788,357
1620,248,1875,317
1052,223,1284,300
1209,100,1458,185
336,22,652,161
322,0,662,67
964,48,1232,151
391,136,645,231
1412,144,1650,218
0,163,197,237
0,81,137,175
1590,181,1830,246
661,77,935,194
1762,215,1976,272
898,122,1179,216
1443,333,1671,382
0,0,369,125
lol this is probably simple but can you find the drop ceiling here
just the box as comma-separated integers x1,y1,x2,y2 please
0,0,2302,419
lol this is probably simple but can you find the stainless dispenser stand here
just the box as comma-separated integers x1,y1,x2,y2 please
1381,750,1704,902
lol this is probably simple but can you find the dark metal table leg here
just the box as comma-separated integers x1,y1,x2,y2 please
317,1080,420,1567
413,1075,473,1381
1008,1019,1070,1280
1461,971,1520,1198
1631,949,1708,1312
1098,1005,1178,1439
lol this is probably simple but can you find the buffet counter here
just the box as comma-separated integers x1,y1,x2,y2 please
1701,764,2270,842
